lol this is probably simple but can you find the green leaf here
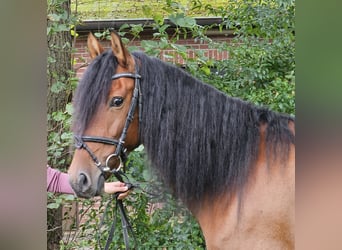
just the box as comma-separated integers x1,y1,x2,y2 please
170,43,187,53
134,145,144,152
169,13,196,28
119,23,130,31
55,24,70,32
61,132,72,140
200,66,211,75
153,14,165,26
47,202,60,209
51,81,65,93
48,13,61,22
130,24,144,35
94,32,103,38
52,111,64,122
141,40,159,49
70,29,78,37
65,103,73,115
121,37,130,45
61,194,75,201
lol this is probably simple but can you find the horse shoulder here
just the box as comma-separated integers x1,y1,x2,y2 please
195,124,295,250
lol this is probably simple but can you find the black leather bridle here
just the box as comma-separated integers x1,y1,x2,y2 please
73,58,142,250
74,59,142,176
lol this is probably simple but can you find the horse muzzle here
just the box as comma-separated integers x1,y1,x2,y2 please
69,169,105,198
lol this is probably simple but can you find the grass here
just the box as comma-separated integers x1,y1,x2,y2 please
71,0,227,20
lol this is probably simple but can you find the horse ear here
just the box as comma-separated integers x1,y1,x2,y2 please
110,31,131,68
87,33,104,59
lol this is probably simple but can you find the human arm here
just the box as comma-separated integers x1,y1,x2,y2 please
47,165,129,197
47,166,75,194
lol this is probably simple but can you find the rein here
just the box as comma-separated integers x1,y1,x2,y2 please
74,57,142,250
97,172,137,250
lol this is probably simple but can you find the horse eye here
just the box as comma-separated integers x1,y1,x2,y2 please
110,97,124,107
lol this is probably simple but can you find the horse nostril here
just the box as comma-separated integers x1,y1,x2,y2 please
79,173,87,184
78,172,91,193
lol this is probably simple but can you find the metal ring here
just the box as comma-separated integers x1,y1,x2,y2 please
74,136,84,149
105,153,123,172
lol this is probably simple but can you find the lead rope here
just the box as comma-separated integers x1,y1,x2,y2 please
101,196,136,250
97,168,162,250
97,169,137,250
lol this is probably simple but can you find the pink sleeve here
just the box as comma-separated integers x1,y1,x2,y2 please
47,166,75,194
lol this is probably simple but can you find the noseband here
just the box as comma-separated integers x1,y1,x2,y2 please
74,57,142,176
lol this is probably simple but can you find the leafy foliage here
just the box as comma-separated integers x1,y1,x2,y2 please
47,0,80,167
56,148,205,249
192,0,295,114
48,0,80,35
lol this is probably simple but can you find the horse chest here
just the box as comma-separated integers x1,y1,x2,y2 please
195,158,294,250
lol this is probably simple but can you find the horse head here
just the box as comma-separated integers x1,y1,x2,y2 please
68,32,140,198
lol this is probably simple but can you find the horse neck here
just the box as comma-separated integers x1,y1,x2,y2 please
138,56,258,207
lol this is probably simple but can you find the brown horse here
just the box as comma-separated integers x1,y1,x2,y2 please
68,32,295,249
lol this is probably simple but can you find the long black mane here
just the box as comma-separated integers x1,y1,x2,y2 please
73,49,295,209
133,51,294,209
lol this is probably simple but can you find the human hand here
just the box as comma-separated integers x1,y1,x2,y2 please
104,181,130,200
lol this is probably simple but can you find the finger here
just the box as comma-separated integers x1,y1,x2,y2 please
117,190,131,200
111,181,126,187
104,182,128,194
